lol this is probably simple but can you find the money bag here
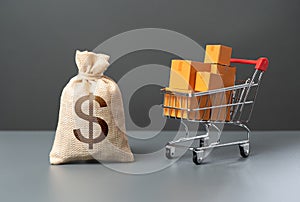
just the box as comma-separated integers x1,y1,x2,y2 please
49,50,134,164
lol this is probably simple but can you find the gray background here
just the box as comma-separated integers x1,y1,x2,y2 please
0,0,299,130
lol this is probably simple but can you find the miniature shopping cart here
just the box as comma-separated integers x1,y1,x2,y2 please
161,57,269,165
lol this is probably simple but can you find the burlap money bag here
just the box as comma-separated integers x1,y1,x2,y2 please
49,50,134,164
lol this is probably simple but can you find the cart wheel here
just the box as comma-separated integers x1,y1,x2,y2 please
192,150,204,165
166,145,175,159
239,143,250,158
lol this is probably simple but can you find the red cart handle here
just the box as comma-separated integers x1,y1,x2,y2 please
230,57,269,72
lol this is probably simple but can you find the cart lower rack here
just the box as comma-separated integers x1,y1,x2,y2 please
161,57,269,165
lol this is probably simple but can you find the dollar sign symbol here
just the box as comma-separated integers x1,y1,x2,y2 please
73,93,108,149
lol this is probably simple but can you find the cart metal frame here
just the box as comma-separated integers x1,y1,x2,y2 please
161,57,269,164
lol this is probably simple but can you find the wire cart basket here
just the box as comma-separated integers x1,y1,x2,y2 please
161,57,269,165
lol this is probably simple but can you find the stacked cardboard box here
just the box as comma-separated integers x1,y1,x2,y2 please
163,45,236,121
165,60,211,120
202,45,236,121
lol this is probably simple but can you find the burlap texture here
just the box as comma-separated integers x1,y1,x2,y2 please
49,50,134,164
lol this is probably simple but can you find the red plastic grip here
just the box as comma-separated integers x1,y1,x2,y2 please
230,57,269,72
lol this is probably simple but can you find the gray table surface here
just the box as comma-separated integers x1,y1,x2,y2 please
0,131,300,202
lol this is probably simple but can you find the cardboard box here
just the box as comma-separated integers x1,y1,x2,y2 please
169,60,211,90
204,45,232,66
194,72,234,121
164,91,233,121
169,60,236,90
194,72,224,92
163,88,210,120
209,91,233,121
175,94,210,121
211,64,236,87
163,93,177,117
166,59,236,121
210,64,235,121
163,88,195,118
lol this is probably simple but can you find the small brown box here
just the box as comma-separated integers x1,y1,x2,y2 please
209,91,232,121
163,88,210,120
163,93,177,117
211,64,236,87
194,71,234,121
194,72,224,92
204,45,232,66
169,60,211,90
210,64,235,121
175,94,210,121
